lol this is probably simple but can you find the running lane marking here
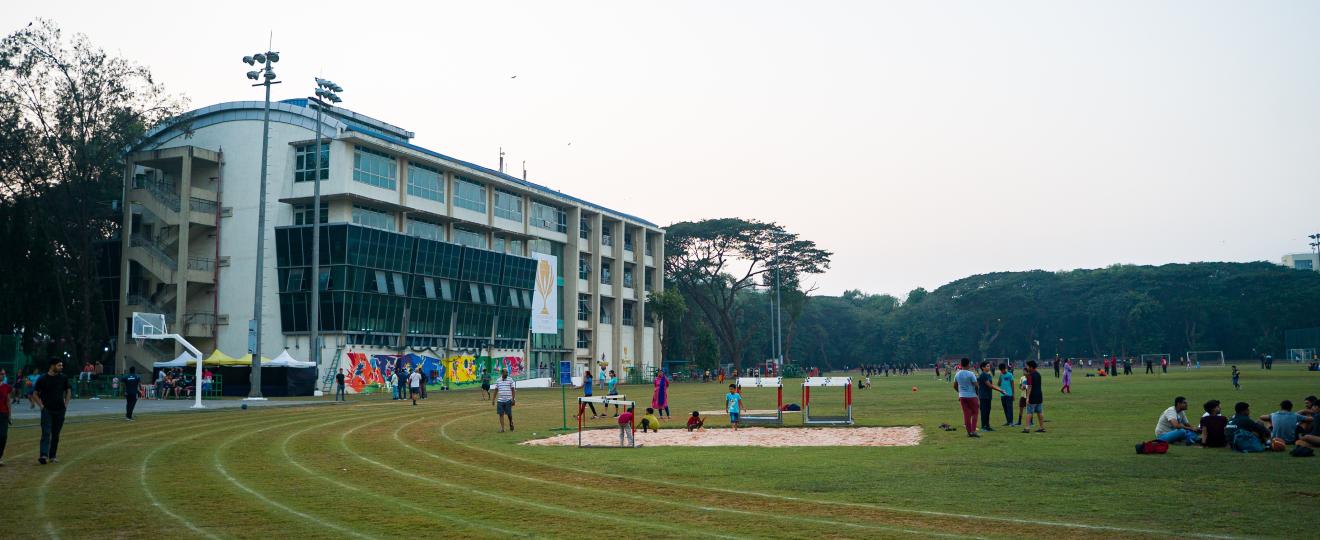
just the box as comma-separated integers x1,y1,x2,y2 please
441,410,1241,540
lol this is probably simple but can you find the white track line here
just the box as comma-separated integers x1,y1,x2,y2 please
398,415,976,540
339,418,744,540
213,413,383,540
278,407,522,537
442,410,1242,540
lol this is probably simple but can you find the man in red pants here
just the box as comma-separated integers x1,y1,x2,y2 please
953,358,980,438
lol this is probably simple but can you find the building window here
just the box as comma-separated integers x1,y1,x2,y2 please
599,299,612,324
493,235,506,254
293,202,327,225
624,230,634,252
644,267,654,291
577,293,590,321
407,162,444,202
578,253,590,280
576,329,590,349
622,300,635,326
509,239,525,256
602,226,613,247
530,201,567,232
645,235,654,256
352,205,393,231
294,143,329,182
352,146,397,190
1297,259,1315,270
600,259,612,285
406,218,445,241
453,226,488,249
494,190,523,221
579,216,590,240
623,264,634,288
454,177,487,213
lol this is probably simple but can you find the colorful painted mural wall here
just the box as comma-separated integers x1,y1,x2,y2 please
344,352,524,393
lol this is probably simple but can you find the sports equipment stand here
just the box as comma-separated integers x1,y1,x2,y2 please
802,376,853,426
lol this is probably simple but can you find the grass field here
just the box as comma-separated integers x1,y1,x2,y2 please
1,364,1316,539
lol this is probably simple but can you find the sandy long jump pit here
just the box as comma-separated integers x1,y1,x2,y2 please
522,426,923,447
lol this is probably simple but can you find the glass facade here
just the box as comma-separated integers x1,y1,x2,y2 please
353,146,397,190
294,143,329,182
352,205,394,231
275,223,534,349
406,217,445,241
454,177,487,213
530,201,567,232
293,203,328,225
407,162,444,202
494,190,523,222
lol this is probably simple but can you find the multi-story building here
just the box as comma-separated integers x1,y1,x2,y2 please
116,99,664,389
1281,253,1319,272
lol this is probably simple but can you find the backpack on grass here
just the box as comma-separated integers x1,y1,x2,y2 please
1230,429,1265,453
1135,440,1169,454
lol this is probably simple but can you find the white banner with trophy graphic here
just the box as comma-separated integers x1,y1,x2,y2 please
530,253,558,334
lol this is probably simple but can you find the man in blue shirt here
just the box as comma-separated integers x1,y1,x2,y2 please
726,383,743,431
997,363,1014,427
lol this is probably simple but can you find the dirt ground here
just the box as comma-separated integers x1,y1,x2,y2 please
521,426,924,447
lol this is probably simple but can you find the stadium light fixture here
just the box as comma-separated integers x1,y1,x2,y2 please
307,76,344,373
241,48,282,400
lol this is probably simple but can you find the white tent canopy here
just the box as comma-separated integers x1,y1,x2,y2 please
152,351,198,368
267,350,315,368
151,349,314,368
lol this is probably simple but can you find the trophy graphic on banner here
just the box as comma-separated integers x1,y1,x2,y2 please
535,259,553,315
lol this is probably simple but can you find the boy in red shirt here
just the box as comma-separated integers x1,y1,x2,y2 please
686,410,705,432
617,406,635,447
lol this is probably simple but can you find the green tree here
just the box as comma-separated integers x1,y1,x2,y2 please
0,20,183,364
665,218,831,370
645,288,687,362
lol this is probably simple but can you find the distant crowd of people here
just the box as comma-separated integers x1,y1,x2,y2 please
951,358,1046,437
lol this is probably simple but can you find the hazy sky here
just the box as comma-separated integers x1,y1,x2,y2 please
6,1,1320,297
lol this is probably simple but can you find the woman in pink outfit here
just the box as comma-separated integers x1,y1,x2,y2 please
1060,360,1072,393
651,370,671,419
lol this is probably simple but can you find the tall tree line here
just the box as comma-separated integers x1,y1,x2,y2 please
0,20,183,364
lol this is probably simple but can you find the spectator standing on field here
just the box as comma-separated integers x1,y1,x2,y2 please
0,371,11,465
1232,366,1240,390
335,369,346,401
997,364,1015,426
1022,361,1046,434
123,367,141,420
953,358,981,438
493,369,515,432
33,360,71,465
408,368,422,406
977,361,1003,432
480,368,492,400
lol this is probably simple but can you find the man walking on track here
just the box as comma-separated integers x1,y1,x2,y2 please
123,366,141,420
33,360,70,464
493,369,515,432
953,358,980,438
335,368,346,401
408,368,422,406
1022,361,1046,433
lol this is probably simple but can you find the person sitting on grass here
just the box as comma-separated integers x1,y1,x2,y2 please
726,383,743,431
1228,402,1270,453
639,407,661,433
1295,396,1317,437
1296,397,1320,449
1260,400,1311,445
1155,396,1201,445
1199,400,1229,448
686,410,705,432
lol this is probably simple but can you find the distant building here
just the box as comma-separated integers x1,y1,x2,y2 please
115,99,664,387
1281,253,1319,272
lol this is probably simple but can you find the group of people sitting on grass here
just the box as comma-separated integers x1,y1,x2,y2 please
1154,395,1319,453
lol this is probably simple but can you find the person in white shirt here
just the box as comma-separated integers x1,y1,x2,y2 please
492,370,516,432
1155,396,1201,445
408,368,422,406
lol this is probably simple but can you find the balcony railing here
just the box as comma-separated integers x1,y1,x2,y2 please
129,234,178,270
185,312,217,327
133,176,181,213
188,257,214,272
189,197,218,215
126,294,172,317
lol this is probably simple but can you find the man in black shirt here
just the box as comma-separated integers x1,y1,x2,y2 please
1022,360,1046,433
335,369,346,402
32,360,70,464
123,366,141,420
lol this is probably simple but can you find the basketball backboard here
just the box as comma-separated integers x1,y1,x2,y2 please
131,312,167,339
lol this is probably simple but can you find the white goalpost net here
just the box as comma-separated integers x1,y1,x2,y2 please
1288,349,1316,362
1186,351,1225,366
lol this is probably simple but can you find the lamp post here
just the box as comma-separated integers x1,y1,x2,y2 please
309,78,343,374
242,50,280,399
1309,233,1320,271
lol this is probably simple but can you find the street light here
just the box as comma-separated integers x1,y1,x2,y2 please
309,78,343,374
243,48,281,400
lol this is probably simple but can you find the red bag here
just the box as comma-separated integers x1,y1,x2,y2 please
1135,440,1170,454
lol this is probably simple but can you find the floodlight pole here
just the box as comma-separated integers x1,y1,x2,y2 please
246,50,281,400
